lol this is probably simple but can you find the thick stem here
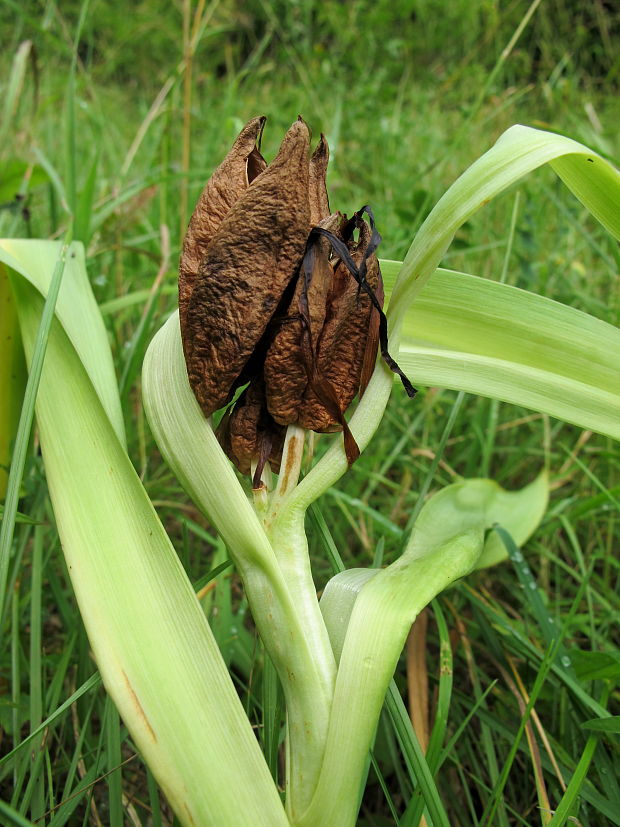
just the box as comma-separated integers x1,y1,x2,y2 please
235,548,336,821
265,511,336,820
263,426,337,819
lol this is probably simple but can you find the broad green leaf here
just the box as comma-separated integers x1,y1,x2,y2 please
309,529,482,827
312,474,548,826
319,568,377,660
0,240,124,445
285,126,620,514
407,472,549,569
382,264,620,440
388,125,620,326
143,312,336,820
6,248,286,826
142,312,273,569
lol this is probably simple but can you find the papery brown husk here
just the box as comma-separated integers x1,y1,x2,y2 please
264,214,382,434
181,119,313,418
179,116,266,336
179,116,390,478
216,378,285,476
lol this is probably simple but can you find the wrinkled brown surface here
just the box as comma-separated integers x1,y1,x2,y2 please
216,379,285,476
183,119,311,417
359,274,383,397
179,116,266,333
264,214,339,426
179,116,388,477
298,220,382,432
308,136,330,224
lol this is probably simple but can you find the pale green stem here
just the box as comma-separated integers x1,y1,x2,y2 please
269,425,305,519
234,526,336,820
262,368,399,818
261,425,338,819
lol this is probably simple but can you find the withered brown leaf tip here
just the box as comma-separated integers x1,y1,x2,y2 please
179,116,414,484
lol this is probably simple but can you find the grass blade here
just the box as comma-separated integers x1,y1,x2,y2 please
0,236,70,620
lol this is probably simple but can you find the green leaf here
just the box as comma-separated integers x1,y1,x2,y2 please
0,241,124,445
143,311,337,820
0,40,33,152
284,126,619,516
0,160,48,204
0,264,26,499
382,264,620,440
0,505,40,525
73,149,100,246
311,474,547,826
3,242,286,826
388,125,620,328
581,716,620,734
408,472,549,569
310,529,482,827
314,475,547,824
570,650,620,682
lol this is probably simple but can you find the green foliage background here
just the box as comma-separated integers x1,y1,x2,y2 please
1,1,618,825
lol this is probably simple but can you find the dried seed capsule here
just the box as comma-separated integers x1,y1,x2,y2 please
297,215,382,433
181,119,312,418
216,378,285,476
263,213,340,427
179,116,267,337
179,117,414,478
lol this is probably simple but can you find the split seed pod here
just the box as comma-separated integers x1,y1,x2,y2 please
179,116,414,483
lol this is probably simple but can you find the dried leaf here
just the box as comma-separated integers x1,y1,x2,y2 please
359,274,383,397
264,214,340,426
298,217,381,432
308,135,330,224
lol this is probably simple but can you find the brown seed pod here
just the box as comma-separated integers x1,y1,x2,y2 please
263,213,340,428
180,118,312,418
179,117,415,478
216,378,285,477
297,215,382,433
179,116,266,336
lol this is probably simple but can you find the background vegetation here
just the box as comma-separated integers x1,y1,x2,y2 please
1,0,618,824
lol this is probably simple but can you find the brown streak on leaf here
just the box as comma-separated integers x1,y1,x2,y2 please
121,669,157,742
407,610,430,752
278,432,301,493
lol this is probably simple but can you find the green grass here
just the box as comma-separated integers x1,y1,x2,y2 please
1,0,619,824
